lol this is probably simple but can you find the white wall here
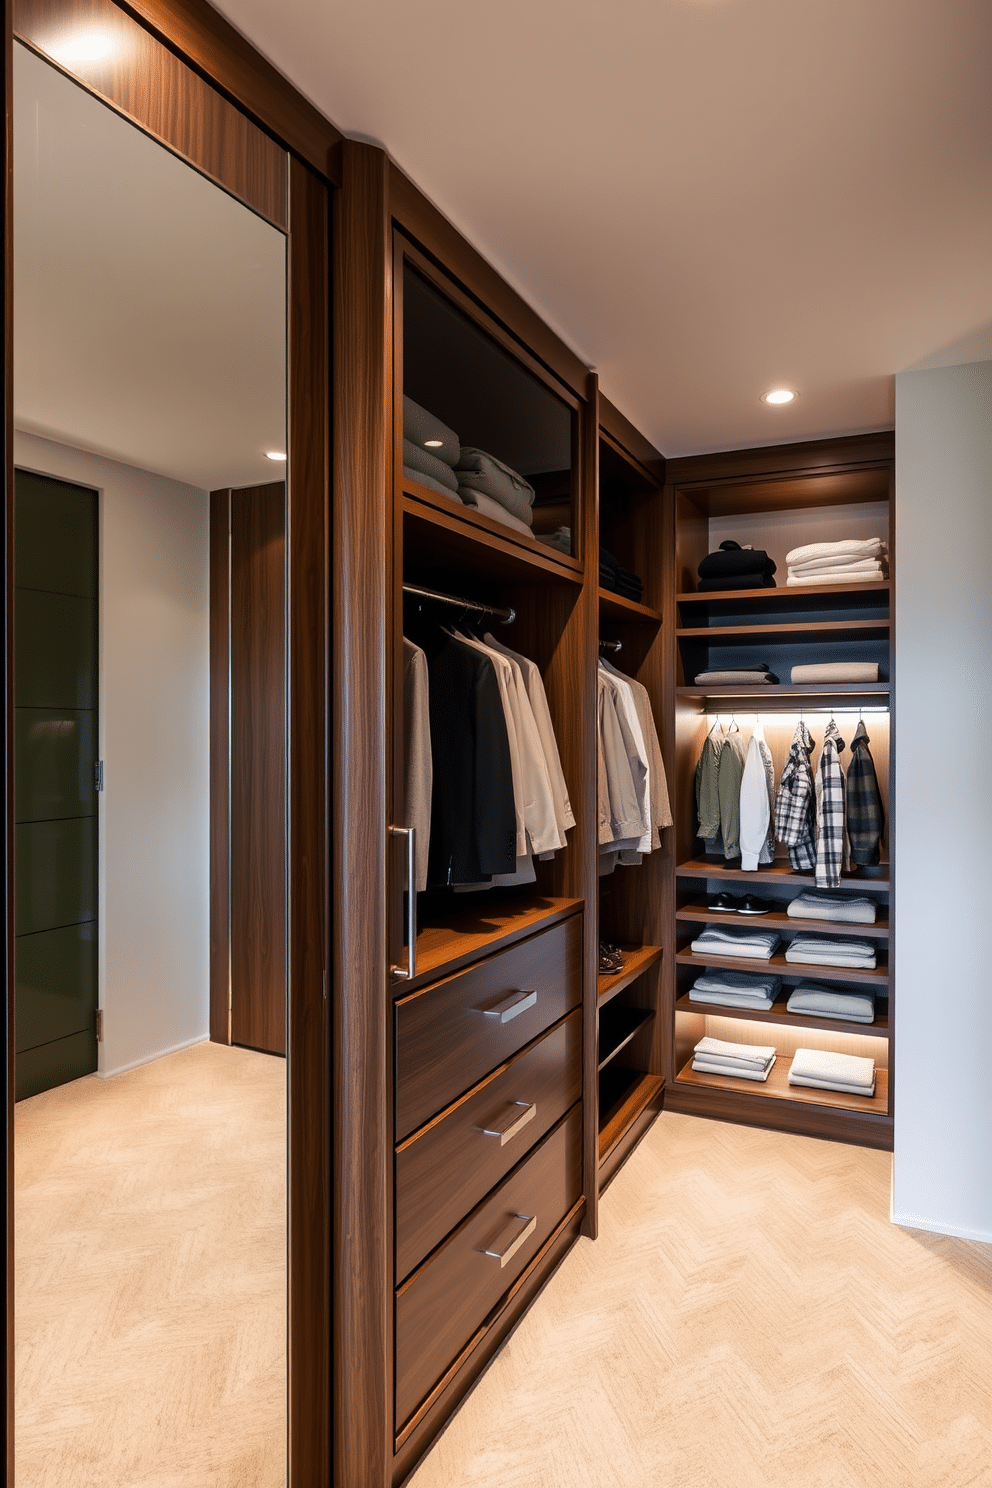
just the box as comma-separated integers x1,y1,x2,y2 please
892,359,992,1242
15,431,211,1077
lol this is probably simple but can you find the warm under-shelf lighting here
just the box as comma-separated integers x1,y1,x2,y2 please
265,451,287,462
761,388,797,405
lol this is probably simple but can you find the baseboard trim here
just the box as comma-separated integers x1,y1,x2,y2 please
891,1209,992,1246
98,1033,209,1079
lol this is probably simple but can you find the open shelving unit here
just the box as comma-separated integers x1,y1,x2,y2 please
663,435,895,1150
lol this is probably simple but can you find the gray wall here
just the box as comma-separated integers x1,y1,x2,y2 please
892,359,992,1241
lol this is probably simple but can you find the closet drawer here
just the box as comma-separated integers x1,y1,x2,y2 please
395,1105,582,1431
396,1009,582,1280
395,914,581,1140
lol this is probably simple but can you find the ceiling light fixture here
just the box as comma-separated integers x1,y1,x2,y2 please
761,388,797,405
265,451,287,461
51,29,117,64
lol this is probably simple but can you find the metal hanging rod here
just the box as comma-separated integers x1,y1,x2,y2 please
402,582,516,625
599,639,622,654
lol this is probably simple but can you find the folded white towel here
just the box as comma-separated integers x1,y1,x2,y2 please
787,568,886,587
790,1047,875,1088
786,539,887,566
786,985,876,1022
787,893,878,924
689,989,776,1010
788,557,885,577
693,942,776,960
695,1035,776,1066
692,1056,776,1083
789,1072,877,1097
790,663,880,683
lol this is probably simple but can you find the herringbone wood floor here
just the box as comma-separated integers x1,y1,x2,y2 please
410,1112,992,1488
15,1041,286,1488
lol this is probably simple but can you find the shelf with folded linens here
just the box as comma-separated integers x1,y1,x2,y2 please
674,1055,889,1114
673,991,889,1038
674,946,888,986
677,580,890,609
675,903,889,937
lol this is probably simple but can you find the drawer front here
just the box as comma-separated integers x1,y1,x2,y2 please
396,1009,582,1281
395,1104,582,1431
395,914,582,1140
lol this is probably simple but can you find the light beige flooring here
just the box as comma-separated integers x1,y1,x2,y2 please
410,1112,992,1488
15,1041,286,1488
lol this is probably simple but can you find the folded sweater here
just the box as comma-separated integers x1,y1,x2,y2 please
789,1046,875,1089
791,662,879,683
404,438,459,492
691,970,783,998
786,538,887,566
786,891,877,924
403,395,460,467
458,487,534,535
694,1035,776,1068
697,573,777,591
694,670,780,685
787,567,886,587
693,1056,776,1083
698,543,777,580
455,448,535,524
691,926,780,958
789,557,887,577
404,467,464,502
689,987,776,1010
786,983,876,1023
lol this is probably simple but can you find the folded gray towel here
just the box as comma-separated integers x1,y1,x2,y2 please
457,488,534,535
403,438,459,492
692,1056,776,1083
692,926,780,950
786,984,876,1023
688,989,775,1010
455,447,535,524
786,935,876,967
691,939,777,960
695,1035,776,1066
790,1047,875,1088
404,466,463,502
403,396,460,467
789,1072,877,1097
692,970,783,998
786,892,877,924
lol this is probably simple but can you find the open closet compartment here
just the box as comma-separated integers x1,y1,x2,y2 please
664,435,895,1150
595,402,671,1189
387,190,599,1479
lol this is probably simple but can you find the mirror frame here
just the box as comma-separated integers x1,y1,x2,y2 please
2,1,340,1481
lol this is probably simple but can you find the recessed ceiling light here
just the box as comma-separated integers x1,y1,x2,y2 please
761,388,797,405
265,451,287,461
52,29,116,64
424,439,443,448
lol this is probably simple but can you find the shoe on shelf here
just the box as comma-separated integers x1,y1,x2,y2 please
738,895,773,915
599,941,624,974
707,892,742,913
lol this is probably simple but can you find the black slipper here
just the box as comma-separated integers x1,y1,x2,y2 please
707,892,742,912
738,895,772,915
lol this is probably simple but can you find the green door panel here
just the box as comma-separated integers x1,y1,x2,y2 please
15,707,96,823
14,470,98,598
16,1030,98,1102
15,816,96,936
16,921,97,1052
15,589,97,709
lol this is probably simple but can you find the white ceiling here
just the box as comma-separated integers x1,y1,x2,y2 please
214,0,991,457
14,42,286,491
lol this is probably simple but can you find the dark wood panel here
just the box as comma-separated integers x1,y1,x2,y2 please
598,943,664,1008
229,482,286,1055
396,1010,581,1281
208,488,230,1045
15,0,289,228
666,432,895,492
395,916,582,1140
410,896,581,990
676,857,890,888
664,1078,893,1150
331,139,392,1488
675,904,890,937
286,156,330,1488
598,1081,664,1193
395,1106,582,1431
598,394,666,486
4,0,13,1471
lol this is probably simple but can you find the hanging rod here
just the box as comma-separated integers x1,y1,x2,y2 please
599,639,622,653
402,582,516,625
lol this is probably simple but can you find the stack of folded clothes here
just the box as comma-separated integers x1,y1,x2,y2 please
538,525,572,555
599,546,644,601
790,662,880,684
788,1046,876,1097
784,933,877,969
786,981,876,1023
688,970,782,1010
692,1035,777,1082
786,890,877,924
689,925,780,960
403,396,464,500
786,538,888,587
455,447,536,535
696,540,776,591
693,663,779,685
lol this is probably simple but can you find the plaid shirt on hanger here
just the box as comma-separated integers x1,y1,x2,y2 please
815,719,847,889
847,720,884,865
775,720,816,871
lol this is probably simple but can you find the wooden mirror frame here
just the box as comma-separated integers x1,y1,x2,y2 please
1,1,339,1481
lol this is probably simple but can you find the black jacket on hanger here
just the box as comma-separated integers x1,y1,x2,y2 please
423,632,516,886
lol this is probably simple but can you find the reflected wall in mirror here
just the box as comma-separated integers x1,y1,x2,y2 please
13,37,289,1486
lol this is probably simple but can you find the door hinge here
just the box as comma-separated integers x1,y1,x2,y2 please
94,760,105,792
95,1009,104,1041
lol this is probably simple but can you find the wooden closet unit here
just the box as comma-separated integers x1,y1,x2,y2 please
663,434,895,1151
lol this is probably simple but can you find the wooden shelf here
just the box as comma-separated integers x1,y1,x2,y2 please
408,895,583,989
675,1056,889,1116
676,903,889,938
676,618,889,645
598,588,662,625
598,1070,665,1162
597,943,663,1007
676,858,890,888
674,992,889,1039
402,483,583,586
675,948,888,986
677,683,890,711
677,581,890,607
598,1007,653,1071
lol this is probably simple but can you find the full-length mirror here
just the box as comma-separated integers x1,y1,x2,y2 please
13,38,289,1484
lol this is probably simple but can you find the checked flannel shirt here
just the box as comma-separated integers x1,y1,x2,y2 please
775,721,816,871
846,720,884,865
814,719,847,889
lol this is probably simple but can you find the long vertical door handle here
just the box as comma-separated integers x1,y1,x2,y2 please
390,826,417,980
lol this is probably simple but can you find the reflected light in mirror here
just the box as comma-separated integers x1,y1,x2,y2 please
49,29,118,64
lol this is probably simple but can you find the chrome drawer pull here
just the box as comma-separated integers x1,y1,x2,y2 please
483,1213,537,1268
480,989,537,1023
480,1101,537,1147
389,826,417,981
